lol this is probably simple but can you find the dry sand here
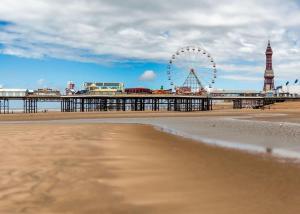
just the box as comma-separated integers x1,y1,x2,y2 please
1,123,300,214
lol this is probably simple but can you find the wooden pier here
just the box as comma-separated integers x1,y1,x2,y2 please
24,98,38,113
0,98,9,114
0,95,212,114
231,97,286,109
0,94,298,114
60,96,212,112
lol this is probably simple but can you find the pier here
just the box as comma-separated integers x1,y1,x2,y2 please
0,95,213,114
0,94,299,114
0,98,9,114
61,95,212,112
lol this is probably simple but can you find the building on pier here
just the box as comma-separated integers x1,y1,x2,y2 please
175,87,192,95
125,88,152,94
0,89,28,97
32,88,61,96
152,89,172,95
84,82,124,95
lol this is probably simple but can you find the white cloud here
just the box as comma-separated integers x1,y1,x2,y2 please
220,75,262,81
0,0,299,80
37,78,46,86
218,64,263,74
139,70,157,81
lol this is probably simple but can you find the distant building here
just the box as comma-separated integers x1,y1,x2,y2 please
276,85,300,97
66,81,76,95
263,41,275,92
84,82,124,95
125,88,152,94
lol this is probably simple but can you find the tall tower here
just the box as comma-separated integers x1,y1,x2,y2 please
263,40,275,91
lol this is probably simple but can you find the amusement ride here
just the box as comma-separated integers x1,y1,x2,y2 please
167,46,217,94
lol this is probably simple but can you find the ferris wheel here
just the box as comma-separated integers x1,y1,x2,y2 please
167,46,217,93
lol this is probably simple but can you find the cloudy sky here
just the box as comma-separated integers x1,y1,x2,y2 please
0,0,300,90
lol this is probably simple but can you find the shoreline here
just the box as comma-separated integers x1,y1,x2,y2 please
0,110,300,160
153,122,300,161
0,102,299,161
1,117,300,161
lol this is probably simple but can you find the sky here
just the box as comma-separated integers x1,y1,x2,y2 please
0,0,300,91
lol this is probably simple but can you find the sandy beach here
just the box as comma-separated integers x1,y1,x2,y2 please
1,123,300,214
0,102,300,213
2,0,300,213
2,102,298,158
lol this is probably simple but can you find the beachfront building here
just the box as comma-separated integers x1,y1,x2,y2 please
276,85,300,97
84,82,125,95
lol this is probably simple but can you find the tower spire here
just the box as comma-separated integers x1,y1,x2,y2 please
263,40,275,92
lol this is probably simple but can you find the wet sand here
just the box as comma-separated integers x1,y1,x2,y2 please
0,109,263,121
1,123,300,213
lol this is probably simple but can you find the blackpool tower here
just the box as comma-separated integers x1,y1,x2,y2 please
263,40,275,92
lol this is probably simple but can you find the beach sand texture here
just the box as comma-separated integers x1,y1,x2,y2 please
1,123,300,214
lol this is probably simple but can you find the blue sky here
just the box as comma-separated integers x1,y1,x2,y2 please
0,0,299,91
0,54,266,91
0,54,170,91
